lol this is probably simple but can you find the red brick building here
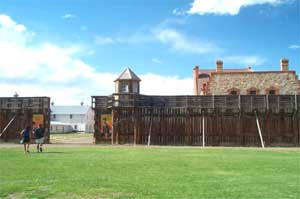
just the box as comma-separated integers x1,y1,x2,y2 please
193,58,300,95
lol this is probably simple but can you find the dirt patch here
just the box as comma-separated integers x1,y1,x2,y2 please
50,133,94,144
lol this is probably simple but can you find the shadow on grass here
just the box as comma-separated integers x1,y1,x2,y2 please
30,151,74,154
42,151,67,154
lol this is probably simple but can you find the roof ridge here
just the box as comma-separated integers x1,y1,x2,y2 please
114,67,141,82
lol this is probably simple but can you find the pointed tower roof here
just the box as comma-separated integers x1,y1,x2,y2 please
114,67,141,82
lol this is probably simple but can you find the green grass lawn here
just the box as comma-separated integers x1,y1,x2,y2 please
0,146,299,199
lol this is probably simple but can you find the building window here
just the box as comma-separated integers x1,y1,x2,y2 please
53,114,56,119
120,82,129,93
201,83,208,95
266,86,279,95
133,82,139,93
269,90,276,95
74,125,77,130
70,114,73,119
198,74,210,79
247,87,259,95
230,91,237,95
228,88,240,95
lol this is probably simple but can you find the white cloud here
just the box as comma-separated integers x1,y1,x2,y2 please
62,13,77,19
224,55,266,66
0,14,194,105
93,22,219,56
172,8,186,16
152,58,163,64
140,74,193,95
154,28,217,54
95,36,116,45
289,44,300,49
188,0,285,15
94,31,154,46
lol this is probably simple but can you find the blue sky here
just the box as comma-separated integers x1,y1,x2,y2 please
0,0,299,104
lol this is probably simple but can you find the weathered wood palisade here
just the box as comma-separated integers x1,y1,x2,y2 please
0,97,51,143
92,94,300,147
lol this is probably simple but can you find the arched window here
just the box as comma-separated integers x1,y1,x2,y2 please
269,90,276,95
231,90,238,95
265,86,279,95
198,74,210,79
201,83,208,95
247,87,259,95
228,88,240,95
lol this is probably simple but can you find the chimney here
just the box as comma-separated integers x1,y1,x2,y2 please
193,66,199,95
216,60,223,72
280,58,289,71
13,92,19,98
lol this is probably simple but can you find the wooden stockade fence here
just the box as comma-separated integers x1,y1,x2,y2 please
92,94,300,147
0,97,51,143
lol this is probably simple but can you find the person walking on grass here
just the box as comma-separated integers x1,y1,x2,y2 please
34,124,45,152
20,126,31,153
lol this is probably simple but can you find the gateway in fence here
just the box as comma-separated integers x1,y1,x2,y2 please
50,104,94,133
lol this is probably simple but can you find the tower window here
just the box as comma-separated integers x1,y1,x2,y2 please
132,82,138,93
120,83,129,93
230,90,237,95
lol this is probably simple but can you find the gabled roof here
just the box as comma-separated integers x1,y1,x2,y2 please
51,106,90,115
114,68,141,82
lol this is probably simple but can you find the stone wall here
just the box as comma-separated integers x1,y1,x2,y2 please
208,71,300,95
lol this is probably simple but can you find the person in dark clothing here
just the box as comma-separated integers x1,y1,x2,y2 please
34,124,45,152
20,126,31,153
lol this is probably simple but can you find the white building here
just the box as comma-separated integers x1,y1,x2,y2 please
50,105,94,133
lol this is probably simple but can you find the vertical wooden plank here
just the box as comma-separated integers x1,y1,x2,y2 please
111,109,114,145
266,113,271,147
133,108,137,146
202,110,205,147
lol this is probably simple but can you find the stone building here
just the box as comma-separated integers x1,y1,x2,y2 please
193,58,300,95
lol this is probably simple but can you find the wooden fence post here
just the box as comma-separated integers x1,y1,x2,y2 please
111,110,114,145
295,94,297,111
0,115,17,137
147,109,153,147
255,111,265,148
133,108,137,146
202,110,205,147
